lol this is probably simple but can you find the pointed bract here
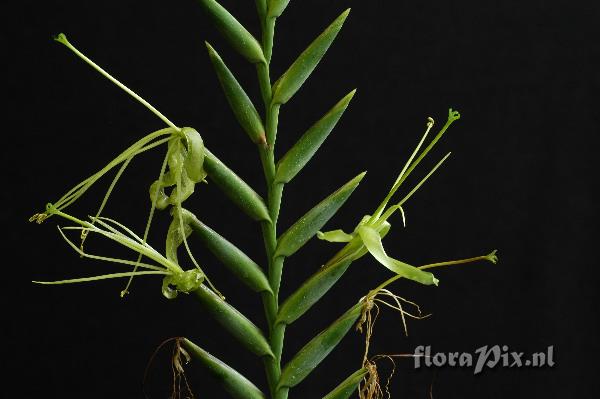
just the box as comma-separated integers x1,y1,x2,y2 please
204,149,271,222
275,90,356,183
206,43,266,145
267,0,291,17
272,9,350,104
196,0,266,64
193,285,274,357
278,302,362,389
275,171,365,258
184,210,272,293
182,339,267,399
322,368,368,399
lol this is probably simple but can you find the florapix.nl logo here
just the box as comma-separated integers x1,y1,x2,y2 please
413,345,555,374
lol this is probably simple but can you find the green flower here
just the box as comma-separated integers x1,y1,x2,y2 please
318,110,463,286
33,205,205,299
30,34,214,297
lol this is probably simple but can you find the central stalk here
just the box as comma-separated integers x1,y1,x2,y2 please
256,14,288,399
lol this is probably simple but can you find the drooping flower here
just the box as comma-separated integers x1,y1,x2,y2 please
30,34,212,296
33,205,205,299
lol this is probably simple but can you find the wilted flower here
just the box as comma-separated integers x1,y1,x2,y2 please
30,34,213,296
33,205,205,299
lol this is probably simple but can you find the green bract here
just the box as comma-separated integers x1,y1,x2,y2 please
182,338,267,399
272,9,350,105
267,0,291,18
278,302,363,389
322,368,368,399
183,209,272,293
193,285,274,358
275,171,366,258
196,0,266,64
33,4,497,399
317,110,464,288
206,42,267,145
275,90,356,184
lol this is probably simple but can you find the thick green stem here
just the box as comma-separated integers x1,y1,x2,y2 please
257,62,272,109
276,387,290,399
266,104,281,148
256,9,289,399
256,16,287,399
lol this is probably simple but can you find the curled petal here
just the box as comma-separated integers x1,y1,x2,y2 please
181,127,206,183
161,269,205,299
166,212,193,263
357,226,438,286
317,229,354,243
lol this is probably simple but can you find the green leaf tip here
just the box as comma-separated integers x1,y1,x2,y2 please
185,211,273,294
275,171,366,258
267,0,292,18
275,88,356,183
203,150,271,222
196,0,265,64
322,367,368,399
182,338,267,399
192,285,275,358
278,301,362,389
271,8,351,105
205,42,266,145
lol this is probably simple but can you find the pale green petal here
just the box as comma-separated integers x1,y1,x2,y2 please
166,213,193,263
161,269,205,299
317,229,354,243
357,226,438,286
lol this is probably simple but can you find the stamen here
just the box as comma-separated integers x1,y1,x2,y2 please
370,116,435,223
48,128,174,216
33,270,169,285
57,226,164,271
419,250,499,271
81,154,134,249
375,152,451,227
121,147,170,297
54,34,180,131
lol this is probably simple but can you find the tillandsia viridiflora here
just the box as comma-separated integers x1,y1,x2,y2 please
32,2,498,399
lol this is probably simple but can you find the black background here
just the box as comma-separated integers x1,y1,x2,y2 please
6,0,599,397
